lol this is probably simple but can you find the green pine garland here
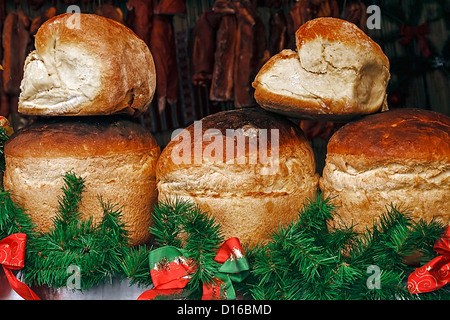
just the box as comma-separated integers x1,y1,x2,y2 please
0,126,8,174
0,171,448,299
0,124,448,299
0,190,36,240
237,195,448,300
12,172,130,290
0,174,448,299
138,197,225,299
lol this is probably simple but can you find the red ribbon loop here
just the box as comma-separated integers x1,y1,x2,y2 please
0,233,40,300
214,237,243,264
399,23,431,57
408,226,450,294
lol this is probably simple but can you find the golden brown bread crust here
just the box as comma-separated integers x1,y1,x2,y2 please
327,108,450,166
320,108,450,232
19,13,156,116
5,116,160,159
295,18,389,67
252,18,390,120
157,108,319,245
253,50,372,120
157,107,311,178
4,117,161,246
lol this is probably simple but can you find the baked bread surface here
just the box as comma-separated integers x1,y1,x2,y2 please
157,108,319,244
19,13,156,116
320,108,450,231
4,117,161,245
252,18,390,120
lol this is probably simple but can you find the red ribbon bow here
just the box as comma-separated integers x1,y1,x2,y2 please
137,237,249,300
0,233,40,300
408,226,450,294
399,23,431,57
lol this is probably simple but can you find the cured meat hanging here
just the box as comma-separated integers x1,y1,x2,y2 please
126,0,153,44
30,7,56,35
194,0,268,108
2,10,32,130
268,5,288,56
0,0,8,118
191,7,221,87
2,10,31,96
127,0,185,116
94,4,124,24
150,14,179,113
209,0,236,102
233,0,267,108
342,0,367,31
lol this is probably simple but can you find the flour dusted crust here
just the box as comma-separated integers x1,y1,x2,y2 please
19,13,156,116
252,18,390,120
4,117,161,245
157,108,319,245
320,108,450,231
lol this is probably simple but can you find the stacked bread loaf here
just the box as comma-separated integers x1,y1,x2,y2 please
3,13,160,246
252,17,390,120
157,17,391,245
158,16,449,245
157,108,319,245
252,17,449,233
5,13,448,248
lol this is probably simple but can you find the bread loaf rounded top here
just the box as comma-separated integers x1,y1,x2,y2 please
19,13,156,116
157,108,319,195
5,116,160,159
326,108,450,166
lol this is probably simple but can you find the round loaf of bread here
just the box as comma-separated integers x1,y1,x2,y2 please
3,117,160,245
19,13,156,116
157,108,319,245
320,108,450,231
252,17,390,120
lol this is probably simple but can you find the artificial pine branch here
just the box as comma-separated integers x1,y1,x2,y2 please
149,197,224,298
0,190,37,239
121,244,152,287
244,193,448,300
150,197,191,248
96,197,130,273
182,203,224,294
52,172,85,230
21,172,131,290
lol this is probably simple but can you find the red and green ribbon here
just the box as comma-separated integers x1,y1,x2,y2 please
137,237,249,300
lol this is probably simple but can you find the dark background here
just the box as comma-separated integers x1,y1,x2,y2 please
1,0,449,151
